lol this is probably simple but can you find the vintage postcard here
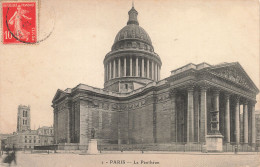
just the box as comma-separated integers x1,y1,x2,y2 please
0,0,259,167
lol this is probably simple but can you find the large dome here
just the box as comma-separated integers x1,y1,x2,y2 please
103,5,162,93
114,24,152,46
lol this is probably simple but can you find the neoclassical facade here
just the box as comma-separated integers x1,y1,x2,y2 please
52,6,259,150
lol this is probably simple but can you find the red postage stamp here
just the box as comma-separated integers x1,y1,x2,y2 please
2,1,37,44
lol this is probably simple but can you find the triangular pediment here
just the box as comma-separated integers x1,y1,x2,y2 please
52,89,69,103
209,62,259,92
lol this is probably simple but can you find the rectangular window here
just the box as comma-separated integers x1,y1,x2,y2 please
34,140,36,143
29,140,31,143
25,140,27,143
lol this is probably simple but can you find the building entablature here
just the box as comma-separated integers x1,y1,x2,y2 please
53,62,258,110
104,50,161,66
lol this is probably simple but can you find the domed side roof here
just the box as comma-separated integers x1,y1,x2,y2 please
114,24,152,46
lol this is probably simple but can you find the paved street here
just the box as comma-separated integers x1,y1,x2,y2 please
0,152,259,167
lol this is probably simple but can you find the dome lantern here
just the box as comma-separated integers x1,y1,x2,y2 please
127,4,139,25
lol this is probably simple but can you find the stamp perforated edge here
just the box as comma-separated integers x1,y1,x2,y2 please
1,0,39,45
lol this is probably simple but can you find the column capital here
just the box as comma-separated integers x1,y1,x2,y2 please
235,95,240,103
169,89,177,98
186,81,196,91
199,86,208,92
198,81,210,90
224,92,231,99
243,100,248,105
249,100,257,106
212,88,220,95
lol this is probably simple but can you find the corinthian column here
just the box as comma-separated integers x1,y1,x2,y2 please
200,86,207,143
113,59,116,78
155,63,157,81
251,102,256,146
147,59,150,79
224,93,231,143
107,64,109,80
187,87,194,142
104,65,106,82
136,57,139,76
243,101,248,144
151,61,154,80
118,58,121,77
109,61,112,80
211,89,220,133
142,58,144,77
158,66,160,80
124,57,126,76
130,57,132,76
235,96,240,144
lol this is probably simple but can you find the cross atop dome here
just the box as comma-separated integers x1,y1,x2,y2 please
127,3,139,25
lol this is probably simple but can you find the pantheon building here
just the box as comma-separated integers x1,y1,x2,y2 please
52,6,259,151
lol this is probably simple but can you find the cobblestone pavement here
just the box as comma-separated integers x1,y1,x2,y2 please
0,152,259,167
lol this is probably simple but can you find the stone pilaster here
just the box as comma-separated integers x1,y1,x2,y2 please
136,57,139,76
224,93,231,143
243,101,248,144
99,110,102,138
235,96,240,144
187,87,194,142
118,112,121,144
200,86,207,143
130,57,132,76
170,89,177,142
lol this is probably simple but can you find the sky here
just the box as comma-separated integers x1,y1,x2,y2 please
0,0,259,134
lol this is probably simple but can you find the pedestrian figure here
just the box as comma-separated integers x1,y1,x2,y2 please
3,147,17,166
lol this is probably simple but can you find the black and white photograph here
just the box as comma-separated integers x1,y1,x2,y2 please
0,0,259,166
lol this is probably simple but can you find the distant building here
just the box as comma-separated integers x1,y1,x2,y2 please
6,127,54,149
17,105,30,132
5,105,54,149
37,126,54,146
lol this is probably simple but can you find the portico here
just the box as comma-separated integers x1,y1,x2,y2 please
168,62,258,147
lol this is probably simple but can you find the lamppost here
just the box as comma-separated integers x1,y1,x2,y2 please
141,138,144,154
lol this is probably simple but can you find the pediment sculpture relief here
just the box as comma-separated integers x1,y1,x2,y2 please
213,67,249,87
